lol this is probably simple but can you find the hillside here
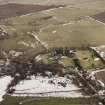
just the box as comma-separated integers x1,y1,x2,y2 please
1,0,105,105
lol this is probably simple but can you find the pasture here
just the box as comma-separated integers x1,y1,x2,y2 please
0,95,98,105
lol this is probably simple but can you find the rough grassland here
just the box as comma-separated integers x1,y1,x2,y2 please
1,0,105,54
2,11,105,51
38,18,105,48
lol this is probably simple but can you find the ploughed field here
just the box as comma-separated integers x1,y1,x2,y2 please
0,3,62,19
92,11,105,23
94,70,105,84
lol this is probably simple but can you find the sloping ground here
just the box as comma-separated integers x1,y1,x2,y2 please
1,0,105,59
37,18,105,48
0,0,104,6
0,0,95,5
92,11,105,23
0,3,63,19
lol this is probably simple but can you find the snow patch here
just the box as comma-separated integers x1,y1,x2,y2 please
94,58,100,61
52,30,56,34
18,41,29,47
0,76,13,102
13,76,83,98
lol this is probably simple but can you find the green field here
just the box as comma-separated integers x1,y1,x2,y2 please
0,95,98,105
74,50,105,70
37,49,104,70
58,56,74,67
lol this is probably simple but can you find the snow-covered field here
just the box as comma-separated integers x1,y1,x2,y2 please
0,76,13,102
13,75,83,98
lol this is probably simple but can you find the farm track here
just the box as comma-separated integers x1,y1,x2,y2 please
30,32,49,50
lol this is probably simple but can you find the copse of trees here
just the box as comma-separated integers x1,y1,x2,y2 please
73,58,83,70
